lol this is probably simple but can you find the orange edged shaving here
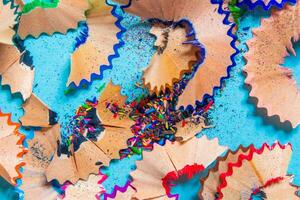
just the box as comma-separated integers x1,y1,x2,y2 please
0,111,26,186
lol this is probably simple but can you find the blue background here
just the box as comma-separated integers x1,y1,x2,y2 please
0,1,300,199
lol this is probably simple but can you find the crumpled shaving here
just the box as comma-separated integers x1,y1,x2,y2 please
142,21,201,94
115,0,236,108
67,0,124,87
244,3,300,128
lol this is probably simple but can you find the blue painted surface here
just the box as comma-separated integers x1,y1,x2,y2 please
1,2,300,200
0,178,18,200
171,173,203,200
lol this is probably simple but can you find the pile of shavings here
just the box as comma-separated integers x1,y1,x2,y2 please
112,90,213,158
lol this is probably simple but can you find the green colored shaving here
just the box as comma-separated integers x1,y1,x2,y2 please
97,83,106,93
228,0,245,27
131,147,143,155
22,0,60,14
